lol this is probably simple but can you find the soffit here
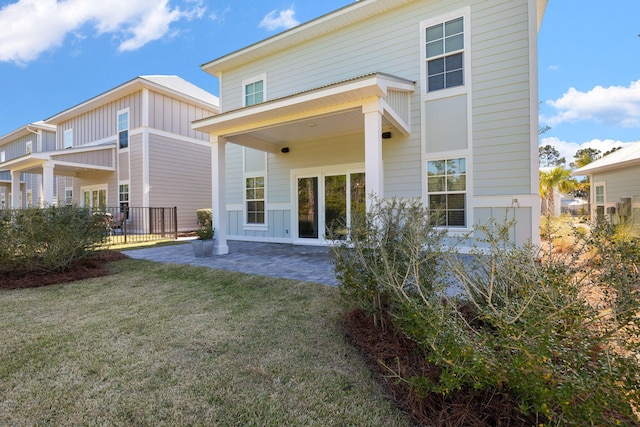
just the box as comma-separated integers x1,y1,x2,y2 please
192,73,414,150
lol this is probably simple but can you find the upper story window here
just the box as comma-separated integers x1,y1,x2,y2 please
1,151,5,162
425,17,464,92
243,74,266,107
26,141,32,155
427,157,466,227
118,110,129,149
64,129,73,149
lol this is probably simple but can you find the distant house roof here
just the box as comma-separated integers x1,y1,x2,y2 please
0,120,56,147
45,75,219,124
572,142,640,176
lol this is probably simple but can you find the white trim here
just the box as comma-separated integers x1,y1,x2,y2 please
528,0,541,247
242,73,267,107
63,128,73,149
420,7,471,102
290,163,365,244
425,155,470,231
242,147,268,229
80,184,108,208
117,107,130,151
142,128,150,207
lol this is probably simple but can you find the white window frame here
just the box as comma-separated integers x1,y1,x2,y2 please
118,181,130,220
117,108,129,150
244,174,266,229
426,156,468,229
420,7,471,101
1,151,5,163
594,182,606,217
64,129,73,149
25,141,32,155
65,187,73,205
242,74,267,107
81,184,108,210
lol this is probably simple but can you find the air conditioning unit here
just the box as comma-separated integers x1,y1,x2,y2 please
618,198,632,217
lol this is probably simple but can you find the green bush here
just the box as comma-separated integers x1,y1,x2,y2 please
196,209,213,228
0,206,109,276
333,201,640,426
331,197,447,330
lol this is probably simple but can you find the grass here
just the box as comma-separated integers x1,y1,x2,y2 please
0,259,409,426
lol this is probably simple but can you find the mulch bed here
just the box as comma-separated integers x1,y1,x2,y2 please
343,308,538,427
0,250,129,290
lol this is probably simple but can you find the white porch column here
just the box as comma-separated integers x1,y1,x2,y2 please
211,136,229,255
363,100,384,211
10,170,21,208
42,162,55,207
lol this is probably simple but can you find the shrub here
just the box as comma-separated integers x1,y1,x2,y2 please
0,206,108,276
331,197,447,330
196,209,213,228
333,202,640,426
444,220,640,425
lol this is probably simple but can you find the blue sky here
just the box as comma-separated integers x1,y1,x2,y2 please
1,0,638,166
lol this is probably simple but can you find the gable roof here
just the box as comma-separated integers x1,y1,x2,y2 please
201,0,548,77
0,121,56,147
45,75,219,124
572,142,640,175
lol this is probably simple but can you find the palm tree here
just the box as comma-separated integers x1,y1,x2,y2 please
539,167,577,216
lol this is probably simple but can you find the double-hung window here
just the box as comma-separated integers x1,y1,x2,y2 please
427,158,466,227
118,110,129,149
245,176,265,224
119,183,129,219
425,17,464,92
26,141,32,155
595,184,605,217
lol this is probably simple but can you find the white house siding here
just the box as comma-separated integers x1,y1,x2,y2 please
148,91,216,142
147,133,212,231
57,92,142,149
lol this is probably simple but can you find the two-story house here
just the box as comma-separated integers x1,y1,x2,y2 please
193,0,547,254
0,121,56,209
0,75,219,231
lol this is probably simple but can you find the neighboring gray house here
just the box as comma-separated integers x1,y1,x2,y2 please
0,121,57,209
0,75,219,231
573,142,640,226
193,0,548,254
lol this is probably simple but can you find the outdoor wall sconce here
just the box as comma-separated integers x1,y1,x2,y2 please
281,147,290,153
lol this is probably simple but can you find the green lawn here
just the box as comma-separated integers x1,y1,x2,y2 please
0,259,409,426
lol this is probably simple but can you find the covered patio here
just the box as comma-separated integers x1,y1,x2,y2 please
193,72,415,255
0,143,115,208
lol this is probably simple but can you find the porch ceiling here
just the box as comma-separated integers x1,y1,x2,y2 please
192,73,415,152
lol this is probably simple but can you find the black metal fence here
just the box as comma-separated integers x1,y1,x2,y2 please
103,206,178,245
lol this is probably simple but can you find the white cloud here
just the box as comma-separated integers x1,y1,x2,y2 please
540,136,634,165
259,8,299,31
0,0,206,64
542,80,640,128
